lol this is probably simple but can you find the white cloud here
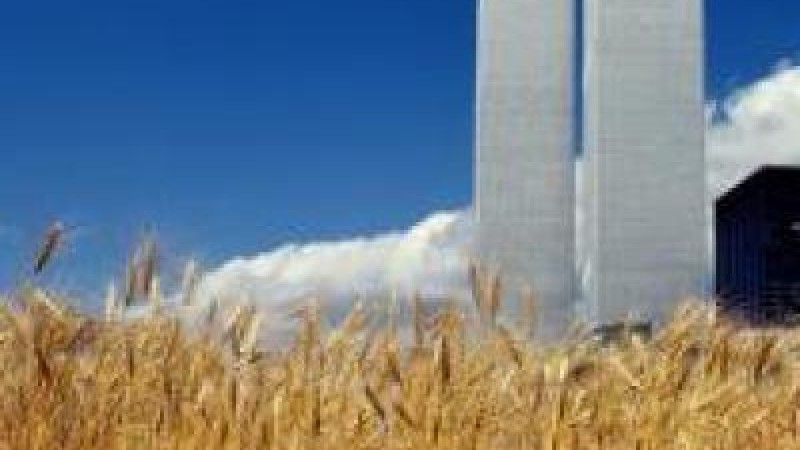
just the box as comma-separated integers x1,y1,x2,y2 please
195,210,474,332
195,62,800,333
708,63,800,197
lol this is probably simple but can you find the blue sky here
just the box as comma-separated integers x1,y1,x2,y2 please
1,0,799,294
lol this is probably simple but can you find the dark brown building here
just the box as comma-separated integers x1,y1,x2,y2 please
716,166,800,323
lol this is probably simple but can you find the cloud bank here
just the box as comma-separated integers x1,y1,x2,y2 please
196,211,474,329
197,62,800,325
708,63,800,196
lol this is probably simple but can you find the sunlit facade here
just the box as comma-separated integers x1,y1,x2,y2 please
475,0,576,336
581,0,708,325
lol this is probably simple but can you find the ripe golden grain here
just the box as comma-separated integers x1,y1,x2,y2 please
0,257,799,448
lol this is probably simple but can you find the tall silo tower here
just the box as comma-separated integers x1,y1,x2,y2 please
581,0,708,326
475,0,577,336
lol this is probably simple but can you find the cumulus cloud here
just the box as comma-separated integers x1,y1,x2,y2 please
709,63,800,197
196,61,800,330
196,210,474,330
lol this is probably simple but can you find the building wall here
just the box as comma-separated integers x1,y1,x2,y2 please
582,0,708,325
715,177,765,320
716,167,800,323
475,0,576,336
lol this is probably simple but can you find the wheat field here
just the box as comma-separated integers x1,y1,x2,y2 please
1,276,799,450
1,233,799,449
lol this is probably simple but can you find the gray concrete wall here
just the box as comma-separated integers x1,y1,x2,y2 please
475,0,576,337
582,0,708,326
